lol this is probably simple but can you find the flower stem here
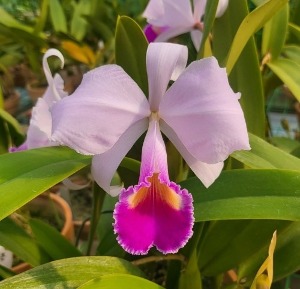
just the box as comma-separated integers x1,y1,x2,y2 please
86,182,106,255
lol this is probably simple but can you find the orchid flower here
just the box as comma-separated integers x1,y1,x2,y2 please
143,0,229,50
10,49,67,152
51,42,250,254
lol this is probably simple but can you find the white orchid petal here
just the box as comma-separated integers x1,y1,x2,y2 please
147,43,188,111
160,120,223,187
190,29,203,51
193,0,207,22
92,119,148,196
144,0,194,28
27,98,52,149
51,65,150,155
160,57,250,164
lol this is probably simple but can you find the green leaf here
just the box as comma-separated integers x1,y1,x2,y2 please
49,0,67,33
70,0,91,41
197,0,219,58
77,274,164,289
120,157,140,174
0,7,34,33
282,45,300,65
178,251,202,289
0,147,91,221
182,169,300,222
238,221,300,283
267,58,300,101
115,16,148,95
0,119,9,153
225,0,288,74
270,136,300,153
232,133,300,170
0,265,15,279
198,220,289,276
0,257,144,288
289,23,300,42
261,3,289,59
213,1,265,137
30,219,82,260
34,0,49,35
0,217,51,267
0,108,25,146
96,195,125,258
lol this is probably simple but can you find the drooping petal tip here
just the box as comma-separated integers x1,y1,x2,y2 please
113,174,194,255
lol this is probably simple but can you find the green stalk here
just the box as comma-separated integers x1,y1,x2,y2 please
86,182,106,256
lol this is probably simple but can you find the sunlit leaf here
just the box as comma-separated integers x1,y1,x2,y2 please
225,0,288,74
267,58,300,101
262,3,289,60
0,147,91,221
0,257,144,288
282,45,300,65
77,274,163,289
49,0,67,33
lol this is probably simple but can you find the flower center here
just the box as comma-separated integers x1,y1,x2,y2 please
128,173,181,210
150,111,160,121
194,21,204,31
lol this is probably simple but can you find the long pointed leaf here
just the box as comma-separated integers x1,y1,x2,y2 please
115,16,148,95
183,169,300,222
0,257,144,288
225,0,288,74
267,58,300,101
232,133,300,170
78,274,163,289
0,147,91,221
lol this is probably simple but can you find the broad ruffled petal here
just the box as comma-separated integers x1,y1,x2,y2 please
147,43,188,111
114,120,194,254
26,98,53,149
144,0,194,28
216,0,229,17
160,120,223,187
114,178,194,254
92,119,148,196
51,65,150,155
190,29,203,51
159,57,250,164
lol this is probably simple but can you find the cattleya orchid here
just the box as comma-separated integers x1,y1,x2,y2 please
51,42,250,254
10,49,67,152
143,0,229,50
